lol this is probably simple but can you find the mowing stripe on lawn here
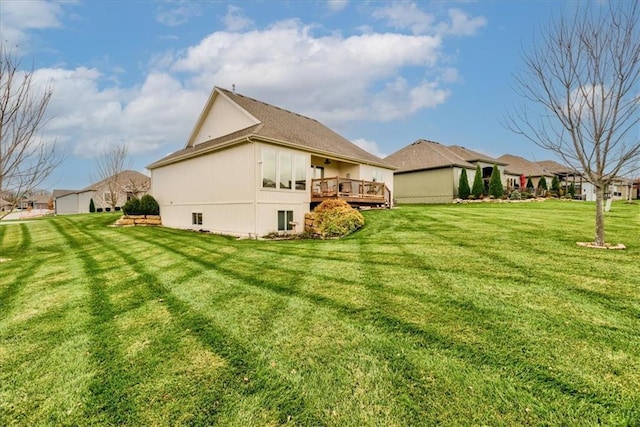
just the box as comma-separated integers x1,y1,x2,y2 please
128,227,631,416
49,220,138,425
0,258,40,322
70,221,328,426
18,223,31,252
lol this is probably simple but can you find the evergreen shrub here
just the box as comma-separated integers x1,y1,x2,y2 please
122,198,141,215
471,164,484,199
122,195,160,215
139,194,160,215
488,164,504,198
458,169,471,199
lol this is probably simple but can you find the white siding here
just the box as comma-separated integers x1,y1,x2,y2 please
191,94,259,146
152,142,257,235
55,193,79,214
78,191,96,213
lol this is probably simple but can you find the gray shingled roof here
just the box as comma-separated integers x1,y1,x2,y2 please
536,160,578,175
80,170,149,192
446,145,506,165
52,189,77,199
148,87,393,169
384,139,476,173
53,171,149,198
497,154,552,177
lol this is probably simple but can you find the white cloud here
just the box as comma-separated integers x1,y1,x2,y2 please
372,2,435,35
31,66,205,158
372,2,486,37
0,0,67,48
223,5,254,32
439,9,487,36
327,0,349,12
170,20,448,125
352,138,386,158
156,2,202,27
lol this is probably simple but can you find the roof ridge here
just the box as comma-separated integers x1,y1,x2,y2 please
218,86,320,124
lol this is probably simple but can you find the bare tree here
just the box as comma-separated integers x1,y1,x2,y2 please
94,143,129,211
0,48,63,219
508,1,640,246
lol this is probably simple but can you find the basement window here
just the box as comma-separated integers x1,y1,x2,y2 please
277,210,294,231
192,212,203,226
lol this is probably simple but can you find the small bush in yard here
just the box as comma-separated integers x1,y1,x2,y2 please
314,199,364,237
510,190,522,200
122,195,160,215
139,194,160,215
122,198,141,215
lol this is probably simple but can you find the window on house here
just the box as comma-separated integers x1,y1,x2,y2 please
262,149,277,188
295,154,306,190
279,152,292,189
103,192,112,203
262,148,306,191
278,210,294,231
192,212,203,225
372,169,384,183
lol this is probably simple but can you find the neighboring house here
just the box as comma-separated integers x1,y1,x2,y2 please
497,154,555,193
52,190,79,215
53,170,150,214
0,198,12,212
535,160,631,201
385,139,506,204
147,86,395,237
28,192,53,210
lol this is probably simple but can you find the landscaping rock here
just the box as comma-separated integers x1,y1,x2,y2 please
576,242,626,250
114,215,162,227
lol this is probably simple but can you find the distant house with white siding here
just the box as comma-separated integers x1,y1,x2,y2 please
53,170,150,214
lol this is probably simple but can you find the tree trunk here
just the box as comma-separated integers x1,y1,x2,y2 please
594,185,606,246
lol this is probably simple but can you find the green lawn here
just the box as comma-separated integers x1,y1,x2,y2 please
1,200,639,426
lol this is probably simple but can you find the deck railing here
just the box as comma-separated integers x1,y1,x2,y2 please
311,177,391,207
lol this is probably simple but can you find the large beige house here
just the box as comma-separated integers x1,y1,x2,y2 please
385,139,507,204
147,87,395,237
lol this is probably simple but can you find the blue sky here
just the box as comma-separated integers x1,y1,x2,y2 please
1,0,565,190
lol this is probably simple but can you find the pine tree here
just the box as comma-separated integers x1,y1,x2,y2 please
488,164,504,198
526,176,534,191
568,182,576,198
538,176,548,190
458,169,471,199
89,198,95,213
551,175,560,192
471,164,484,198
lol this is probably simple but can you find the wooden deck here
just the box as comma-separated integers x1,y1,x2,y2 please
311,177,391,207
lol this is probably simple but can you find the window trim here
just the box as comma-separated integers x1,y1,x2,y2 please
277,210,294,231
192,212,203,226
262,148,307,192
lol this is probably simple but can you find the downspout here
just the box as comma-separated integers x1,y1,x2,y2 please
250,137,258,238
